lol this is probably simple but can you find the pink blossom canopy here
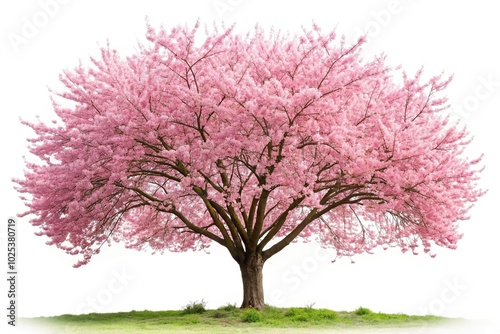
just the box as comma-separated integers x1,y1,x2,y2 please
16,23,484,267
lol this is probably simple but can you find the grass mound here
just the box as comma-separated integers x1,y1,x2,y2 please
22,305,452,334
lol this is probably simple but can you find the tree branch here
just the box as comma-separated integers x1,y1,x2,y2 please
257,196,305,252
262,208,317,261
249,189,270,249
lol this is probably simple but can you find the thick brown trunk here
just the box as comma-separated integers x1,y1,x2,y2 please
239,252,265,310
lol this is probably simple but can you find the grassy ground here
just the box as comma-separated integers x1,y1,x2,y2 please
21,305,464,334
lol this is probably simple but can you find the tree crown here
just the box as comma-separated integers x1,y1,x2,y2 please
16,23,484,267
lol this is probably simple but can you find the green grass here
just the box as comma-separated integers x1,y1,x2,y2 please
354,306,373,316
21,306,456,334
182,299,208,314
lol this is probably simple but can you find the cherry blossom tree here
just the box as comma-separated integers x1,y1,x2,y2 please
16,23,484,309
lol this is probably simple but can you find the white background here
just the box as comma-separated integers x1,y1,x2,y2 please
1,0,499,332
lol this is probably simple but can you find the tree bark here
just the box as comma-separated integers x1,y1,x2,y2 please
239,252,265,310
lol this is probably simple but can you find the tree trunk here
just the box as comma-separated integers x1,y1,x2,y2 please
239,252,265,310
